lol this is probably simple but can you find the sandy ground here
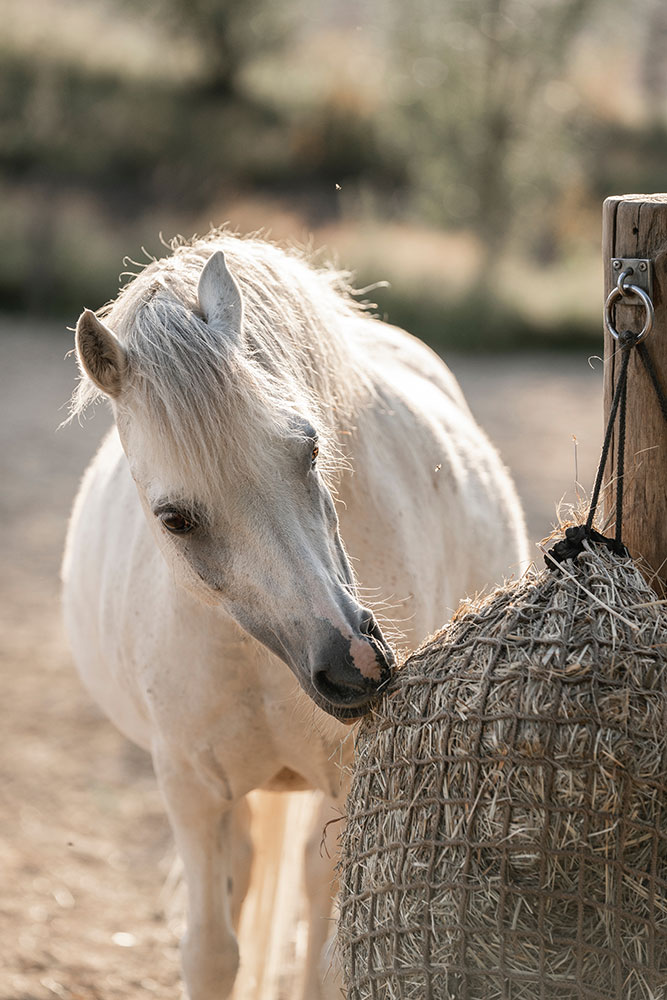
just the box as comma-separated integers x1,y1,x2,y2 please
0,318,603,1000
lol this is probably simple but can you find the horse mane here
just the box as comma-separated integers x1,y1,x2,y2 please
70,230,376,502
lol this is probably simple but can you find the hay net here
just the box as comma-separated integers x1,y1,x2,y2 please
337,543,667,1000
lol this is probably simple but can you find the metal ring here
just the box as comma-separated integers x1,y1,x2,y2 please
604,282,654,342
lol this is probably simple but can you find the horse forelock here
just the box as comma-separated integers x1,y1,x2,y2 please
70,232,370,506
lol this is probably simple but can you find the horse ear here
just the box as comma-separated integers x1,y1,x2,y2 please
197,250,243,341
75,309,128,398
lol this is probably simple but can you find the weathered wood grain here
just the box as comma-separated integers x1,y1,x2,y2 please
602,194,667,589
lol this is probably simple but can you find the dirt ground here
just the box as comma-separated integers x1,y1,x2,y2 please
0,318,604,1000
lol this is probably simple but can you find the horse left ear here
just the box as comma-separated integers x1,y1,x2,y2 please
197,250,243,342
75,309,128,398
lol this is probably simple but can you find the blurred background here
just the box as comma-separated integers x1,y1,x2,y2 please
2,0,667,345
2,2,666,998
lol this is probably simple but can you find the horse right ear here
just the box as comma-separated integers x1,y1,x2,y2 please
197,250,243,342
75,309,128,398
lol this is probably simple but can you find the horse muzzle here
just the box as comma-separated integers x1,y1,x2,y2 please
309,611,395,721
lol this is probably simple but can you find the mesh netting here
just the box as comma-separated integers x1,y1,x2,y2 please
337,544,667,1000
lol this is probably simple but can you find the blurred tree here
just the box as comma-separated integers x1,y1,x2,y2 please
641,0,667,123
386,0,602,264
156,0,298,96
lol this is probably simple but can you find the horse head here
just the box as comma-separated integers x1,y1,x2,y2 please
74,250,395,721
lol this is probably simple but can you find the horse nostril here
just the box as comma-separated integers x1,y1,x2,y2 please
312,667,374,708
314,668,366,696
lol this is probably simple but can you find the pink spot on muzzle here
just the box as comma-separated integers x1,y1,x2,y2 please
349,636,383,682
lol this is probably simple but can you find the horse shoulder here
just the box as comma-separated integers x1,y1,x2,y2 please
62,430,159,748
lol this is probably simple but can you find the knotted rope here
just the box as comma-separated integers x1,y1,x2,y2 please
547,330,667,569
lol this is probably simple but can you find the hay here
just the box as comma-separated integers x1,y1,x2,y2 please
337,542,667,999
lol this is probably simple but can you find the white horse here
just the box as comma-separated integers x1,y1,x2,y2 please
62,232,528,1000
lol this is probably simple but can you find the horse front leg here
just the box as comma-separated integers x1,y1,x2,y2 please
229,795,253,930
153,748,252,1000
301,792,343,1000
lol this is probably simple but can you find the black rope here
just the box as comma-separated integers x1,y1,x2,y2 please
584,337,633,537
546,330,667,570
614,345,629,547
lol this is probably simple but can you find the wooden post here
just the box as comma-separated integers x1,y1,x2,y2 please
602,194,667,590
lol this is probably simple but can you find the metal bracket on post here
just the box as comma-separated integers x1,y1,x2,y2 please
605,258,655,342
611,258,653,299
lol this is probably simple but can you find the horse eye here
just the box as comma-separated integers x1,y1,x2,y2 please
311,445,319,466
158,510,195,534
